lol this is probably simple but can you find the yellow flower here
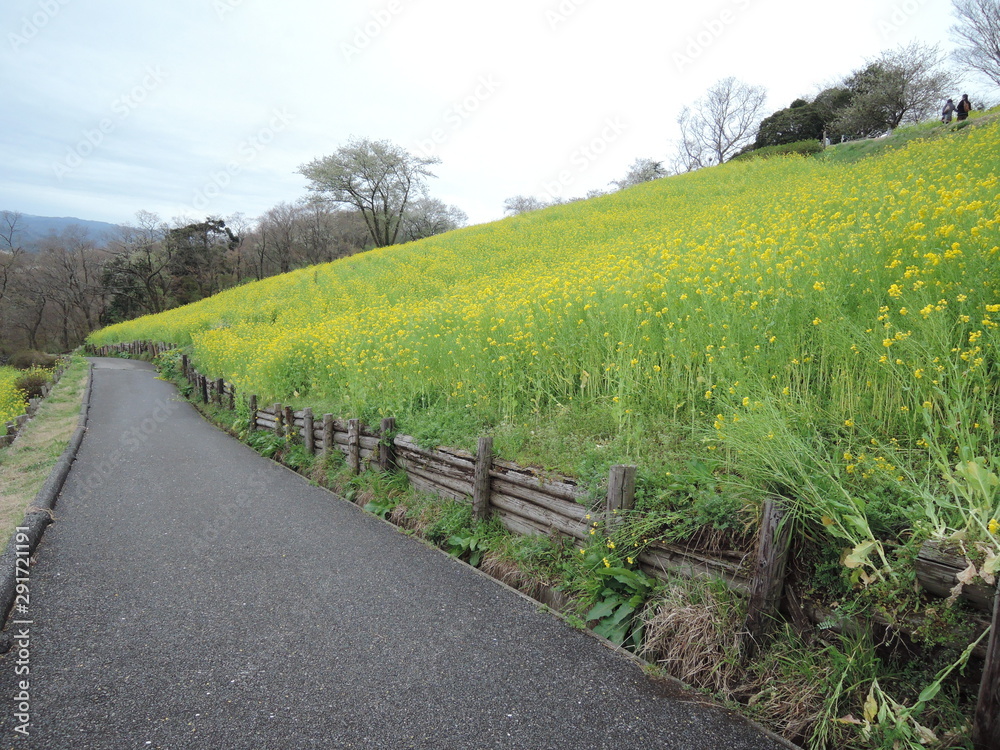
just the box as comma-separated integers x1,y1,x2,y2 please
989,518,999,535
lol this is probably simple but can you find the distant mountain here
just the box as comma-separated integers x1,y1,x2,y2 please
3,212,118,250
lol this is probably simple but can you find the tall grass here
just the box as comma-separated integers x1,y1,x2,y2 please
89,121,1000,557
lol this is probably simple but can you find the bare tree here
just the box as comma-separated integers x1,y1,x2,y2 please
503,195,549,215
299,138,440,248
675,77,768,171
399,196,467,242
611,158,668,190
832,43,957,138
951,0,1000,86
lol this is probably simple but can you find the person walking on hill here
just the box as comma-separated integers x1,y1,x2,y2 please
956,94,972,121
942,98,956,123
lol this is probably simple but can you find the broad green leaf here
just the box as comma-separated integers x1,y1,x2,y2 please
609,602,636,626
586,600,619,621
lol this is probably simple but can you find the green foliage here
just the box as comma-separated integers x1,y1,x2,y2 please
576,542,658,651
445,517,499,567
733,139,823,162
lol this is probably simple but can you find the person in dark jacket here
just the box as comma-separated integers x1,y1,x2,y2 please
956,94,972,121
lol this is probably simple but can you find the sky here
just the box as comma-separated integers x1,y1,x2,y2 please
0,0,968,231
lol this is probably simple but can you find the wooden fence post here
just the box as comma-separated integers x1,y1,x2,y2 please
228,383,235,410
273,404,283,436
248,395,258,432
472,436,493,521
200,375,209,404
973,579,1000,749
322,414,334,456
181,355,189,378
214,378,224,406
378,417,396,472
284,406,295,441
347,419,361,474
302,408,315,455
741,498,793,658
606,464,636,530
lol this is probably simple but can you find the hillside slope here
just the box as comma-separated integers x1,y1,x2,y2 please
91,120,999,547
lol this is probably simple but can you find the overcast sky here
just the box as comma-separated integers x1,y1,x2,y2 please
0,0,964,230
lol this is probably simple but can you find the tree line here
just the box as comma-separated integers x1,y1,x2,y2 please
0,197,462,360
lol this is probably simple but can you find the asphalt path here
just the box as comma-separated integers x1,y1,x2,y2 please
0,358,792,749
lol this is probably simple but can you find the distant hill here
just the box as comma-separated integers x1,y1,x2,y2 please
3,212,118,250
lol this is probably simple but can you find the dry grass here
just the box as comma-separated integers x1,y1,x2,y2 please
0,357,88,544
641,581,829,746
640,582,744,694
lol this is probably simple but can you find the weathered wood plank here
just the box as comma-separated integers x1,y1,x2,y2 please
742,498,793,657
348,419,360,474
407,472,469,503
489,477,591,524
638,544,750,593
378,418,396,472
489,493,589,541
973,580,1000,749
405,463,474,498
917,540,995,611
491,458,587,501
472,436,493,521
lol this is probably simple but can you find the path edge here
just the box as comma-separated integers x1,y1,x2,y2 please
0,361,94,634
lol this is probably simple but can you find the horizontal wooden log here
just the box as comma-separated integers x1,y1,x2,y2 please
489,477,590,524
491,457,587,502
395,449,474,482
396,451,474,483
917,540,996,612
394,436,475,472
405,463,474,498
407,472,469,504
637,543,750,593
494,508,553,538
489,493,589,541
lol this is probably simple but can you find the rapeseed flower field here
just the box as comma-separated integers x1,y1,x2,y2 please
0,367,26,426
89,121,1000,569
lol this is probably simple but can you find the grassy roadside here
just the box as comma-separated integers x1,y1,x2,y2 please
0,355,89,545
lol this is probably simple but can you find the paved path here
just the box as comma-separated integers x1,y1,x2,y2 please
0,358,790,749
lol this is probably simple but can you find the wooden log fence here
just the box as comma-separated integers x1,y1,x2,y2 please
86,340,1000,741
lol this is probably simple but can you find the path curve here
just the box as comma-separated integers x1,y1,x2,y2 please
0,358,792,749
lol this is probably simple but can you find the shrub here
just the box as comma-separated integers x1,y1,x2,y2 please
10,350,57,370
14,367,52,399
731,139,823,161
